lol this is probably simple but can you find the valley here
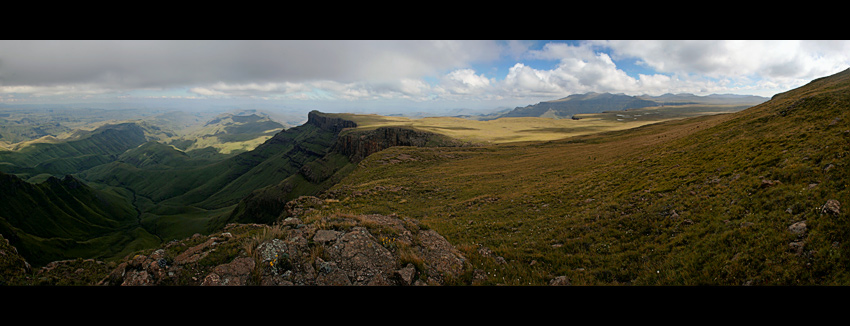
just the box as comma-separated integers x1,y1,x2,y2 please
0,71,848,286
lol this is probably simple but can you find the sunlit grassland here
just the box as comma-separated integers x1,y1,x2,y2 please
328,104,747,145
182,133,275,154
313,83,850,286
316,114,738,285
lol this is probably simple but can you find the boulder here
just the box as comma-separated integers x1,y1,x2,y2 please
788,221,807,236
822,199,841,215
549,276,571,286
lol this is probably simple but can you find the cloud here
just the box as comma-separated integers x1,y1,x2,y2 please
498,40,850,98
0,83,115,97
3,40,850,107
501,43,645,96
598,40,850,81
188,81,311,97
0,40,501,94
434,69,493,96
501,63,565,96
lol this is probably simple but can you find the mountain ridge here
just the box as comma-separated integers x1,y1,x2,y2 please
500,91,769,119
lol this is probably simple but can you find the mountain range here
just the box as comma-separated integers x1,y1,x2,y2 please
1,68,848,286
500,92,768,119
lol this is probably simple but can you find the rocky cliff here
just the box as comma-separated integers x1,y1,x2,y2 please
332,126,467,163
306,110,357,134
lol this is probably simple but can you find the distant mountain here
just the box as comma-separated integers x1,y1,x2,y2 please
500,92,768,119
641,93,770,105
0,123,147,177
165,112,285,156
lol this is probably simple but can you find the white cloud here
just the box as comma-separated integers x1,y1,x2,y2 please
0,83,114,96
188,81,311,98
3,40,850,108
598,40,850,81
501,63,565,97
435,69,493,96
501,43,646,96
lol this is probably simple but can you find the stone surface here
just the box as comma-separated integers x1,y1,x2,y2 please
549,276,571,286
789,221,807,236
823,199,841,215
95,213,468,286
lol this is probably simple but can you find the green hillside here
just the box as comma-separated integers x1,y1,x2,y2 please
0,123,147,177
118,141,192,168
298,68,850,285
80,116,334,209
0,172,152,267
70,111,345,245
166,112,285,156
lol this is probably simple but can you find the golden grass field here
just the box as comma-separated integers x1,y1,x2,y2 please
329,104,747,145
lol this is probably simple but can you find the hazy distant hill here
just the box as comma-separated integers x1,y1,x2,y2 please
501,92,768,119
165,112,285,156
0,123,148,178
642,93,771,105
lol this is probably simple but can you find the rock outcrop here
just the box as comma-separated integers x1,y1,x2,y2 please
306,110,357,133
333,126,466,163
97,207,468,286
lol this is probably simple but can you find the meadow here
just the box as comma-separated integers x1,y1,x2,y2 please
330,103,749,145
303,73,850,285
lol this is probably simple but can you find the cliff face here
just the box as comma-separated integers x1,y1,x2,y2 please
332,126,464,163
306,110,464,164
306,110,357,134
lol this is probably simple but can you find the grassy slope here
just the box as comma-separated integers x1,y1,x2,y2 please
0,123,147,177
75,120,339,244
311,69,850,285
0,112,319,266
79,122,334,209
0,172,154,267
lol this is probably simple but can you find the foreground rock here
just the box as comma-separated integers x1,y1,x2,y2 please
98,211,468,286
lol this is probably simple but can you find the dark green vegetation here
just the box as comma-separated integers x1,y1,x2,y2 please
0,172,148,267
0,123,148,177
0,110,323,268
0,108,461,271
502,92,767,119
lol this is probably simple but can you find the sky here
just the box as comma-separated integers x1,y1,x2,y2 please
1,40,849,115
